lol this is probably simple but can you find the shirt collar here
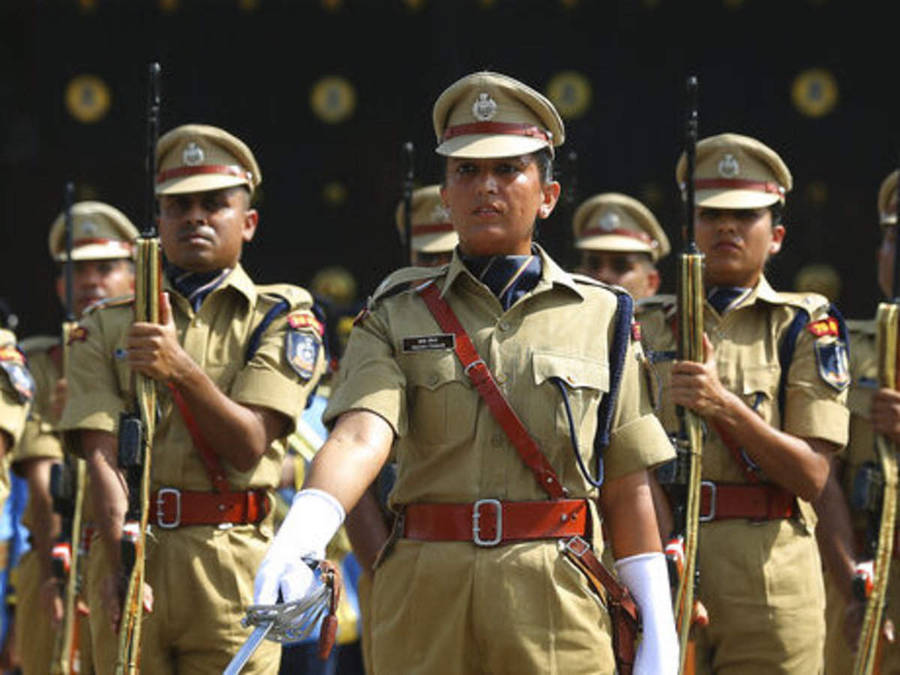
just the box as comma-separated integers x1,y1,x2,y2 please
163,262,257,309
440,243,583,300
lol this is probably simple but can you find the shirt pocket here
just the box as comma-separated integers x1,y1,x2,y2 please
531,351,609,453
740,364,780,424
403,352,477,447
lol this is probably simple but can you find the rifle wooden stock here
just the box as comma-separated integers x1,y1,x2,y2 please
116,237,161,675
674,251,704,674
853,302,900,675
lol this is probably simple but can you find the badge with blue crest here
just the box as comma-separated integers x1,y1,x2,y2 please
286,312,321,381
815,338,850,391
0,345,35,402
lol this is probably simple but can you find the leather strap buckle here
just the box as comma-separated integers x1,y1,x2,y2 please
157,487,182,529
472,499,502,546
698,481,716,523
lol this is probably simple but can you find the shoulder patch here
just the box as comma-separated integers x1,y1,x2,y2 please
807,317,840,338
285,311,322,381
0,345,34,402
815,338,850,391
84,294,135,315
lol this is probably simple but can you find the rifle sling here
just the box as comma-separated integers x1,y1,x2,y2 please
168,383,231,494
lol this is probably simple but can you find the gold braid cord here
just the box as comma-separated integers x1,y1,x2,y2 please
676,252,704,675
116,238,160,675
853,302,900,675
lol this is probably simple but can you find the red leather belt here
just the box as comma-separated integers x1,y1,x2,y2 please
151,488,270,529
402,499,588,546
699,481,797,522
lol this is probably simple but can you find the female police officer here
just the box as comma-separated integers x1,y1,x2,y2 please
640,133,850,673
255,72,678,674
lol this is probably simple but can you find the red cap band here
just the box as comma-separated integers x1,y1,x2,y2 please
694,178,784,196
156,164,251,185
442,121,550,144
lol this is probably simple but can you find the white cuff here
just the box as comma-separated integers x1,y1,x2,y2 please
615,552,679,675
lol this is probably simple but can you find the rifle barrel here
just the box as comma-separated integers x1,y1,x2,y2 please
63,182,75,323
144,63,161,239
683,76,699,252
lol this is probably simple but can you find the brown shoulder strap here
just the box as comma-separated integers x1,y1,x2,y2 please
418,282,565,500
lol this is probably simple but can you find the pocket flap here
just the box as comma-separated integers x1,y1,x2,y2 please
405,353,461,391
532,351,609,391
741,364,778,396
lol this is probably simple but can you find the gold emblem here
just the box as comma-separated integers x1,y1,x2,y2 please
79,221,99,236
431,204,451,223
597,211,620,232
718,153,740,178
65,75,112,124
310,77,357,124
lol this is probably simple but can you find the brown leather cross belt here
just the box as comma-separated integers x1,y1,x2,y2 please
402,498,588,546
151,488,270,529
699,481,797,522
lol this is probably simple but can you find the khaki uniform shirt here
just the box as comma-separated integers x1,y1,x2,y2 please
0,327,32,504
60,264,325,492
58,263,325,674
11,336,65,532
638,276,849,673
325,245,673,675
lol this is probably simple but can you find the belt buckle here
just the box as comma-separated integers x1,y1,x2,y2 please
157,487,182,529
698,481,716,523
472,498,502,547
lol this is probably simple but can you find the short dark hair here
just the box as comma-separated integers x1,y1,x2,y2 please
442,148,555,185
769,202,784,226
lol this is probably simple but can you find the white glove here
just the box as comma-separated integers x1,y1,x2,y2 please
615,552,679,675
253,488,345,605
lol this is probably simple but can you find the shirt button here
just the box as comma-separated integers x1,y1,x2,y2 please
492,435,503,446
428,374,438,385
499,321,510,331
566,375,575,385
496,373,507,384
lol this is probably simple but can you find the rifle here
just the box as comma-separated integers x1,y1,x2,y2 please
665,75,704,675
400,141,414,265
852,171,900,674
116,62,162,675
50,181,88,674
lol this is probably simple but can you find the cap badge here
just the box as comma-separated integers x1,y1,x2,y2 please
472,92,498,122
596,211,620,232
718,153,740,178
183,141,205,166
431,203,451,222
79,221,99,236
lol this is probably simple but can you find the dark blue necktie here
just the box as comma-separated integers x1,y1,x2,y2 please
707,286,748,315
462,253,542,311
165,263,231,312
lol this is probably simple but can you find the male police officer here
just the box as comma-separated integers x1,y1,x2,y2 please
573,192,670,299
13,202,137,675
816,169,900,672
60,124,325,673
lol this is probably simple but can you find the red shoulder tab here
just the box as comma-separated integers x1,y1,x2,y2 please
67,326,89,345
287,311,324,337
806,317,840,338
0,345,25,365
631,322,642,342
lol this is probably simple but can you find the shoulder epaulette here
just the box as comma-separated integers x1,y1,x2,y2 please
635,294,676,318
83,294,135,315
18,335,60,355
370,266,445,306
256,283,314,310
846,318,876,336
568,272,620,292
772,290,830,314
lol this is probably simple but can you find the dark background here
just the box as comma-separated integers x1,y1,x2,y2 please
0,0,890,337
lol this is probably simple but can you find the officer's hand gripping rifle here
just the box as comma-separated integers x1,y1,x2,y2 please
852,170,900,675
50,181,89,674
668,75,705,675
116,62,162,675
